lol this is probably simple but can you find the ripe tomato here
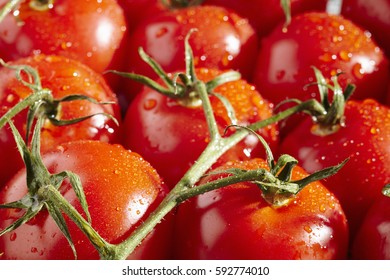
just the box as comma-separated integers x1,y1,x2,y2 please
173,158,349,259
204,0,327,38
351,193,390,259
122,68,279,188
279,99,390,238
122,5,258,97
341,0,390,58
0,0,127,74
0,140,173,260
0,55,121,188
117,0,165,31
253,12,389,106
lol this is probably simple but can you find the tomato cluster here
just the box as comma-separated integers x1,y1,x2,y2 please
0,0,389,260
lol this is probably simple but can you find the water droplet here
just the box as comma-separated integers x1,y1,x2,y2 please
9,232,17,241
319,204,327,213
221,53,233,66
304,225,313,233
319,53,333,62
143,99,157,110
370,127,379,134
155,27,168,38
6,94,15,103
276,70,286,80
352,63,364,79
339,50,352,61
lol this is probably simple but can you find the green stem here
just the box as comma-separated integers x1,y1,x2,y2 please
0,89,52,130
38,184,117,259
0,0,21,23
111,97,326,259
195,80,221,141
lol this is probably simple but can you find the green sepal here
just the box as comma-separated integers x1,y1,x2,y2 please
292,158,349,192
273,154,298,182
280,0,292,29
210,93,238,126
45,201,77,259
383,184,390,197
0,206,42,236
205,71,241,92
52,171,91,223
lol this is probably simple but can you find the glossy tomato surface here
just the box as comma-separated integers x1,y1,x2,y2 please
341,0,390,57
352,194,390,260
279,99,390,237
122,5,258,97
0,140,173,260
204,0,327,38
253,12,389,106
122,68,279,188
0,55,121,188
0,0,127,74
173,158,349,259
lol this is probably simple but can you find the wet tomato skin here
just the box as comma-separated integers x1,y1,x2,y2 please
352,194,390,260
173,158,349,260
0,0,127,74
253,12,389,106
122,68,279,188
341,0,390,58
279,99,390,237
204,0,327,38
0,140,173,260
122,5,258,98
0,55,121,188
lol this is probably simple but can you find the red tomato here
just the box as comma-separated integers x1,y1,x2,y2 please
253,12,389,106
204,0,327,38
122,68,279,188
279,99,390,237
351,193,390,259
0,55,121,188
173,158,349,259
122,5,258,98
0,140,173,260
0,0,127,74
342,0,390,58
117,0,165,31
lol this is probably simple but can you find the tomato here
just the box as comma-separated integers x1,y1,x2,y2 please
0,0,127,74
121,5,258,98
117,0,165,31
0,140,173,260
351,193,390,259
204,0,327,38
0,55,121,188
279,99,390,238
341,0,390,58
122,68,279,188
173,158,349,259
253,12,389,107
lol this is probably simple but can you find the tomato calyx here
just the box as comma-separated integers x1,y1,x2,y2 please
0,117,90,258
110,30,241,111
0,116,119,259
190,127,349,207
308,67,355,136
0,59,118,136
